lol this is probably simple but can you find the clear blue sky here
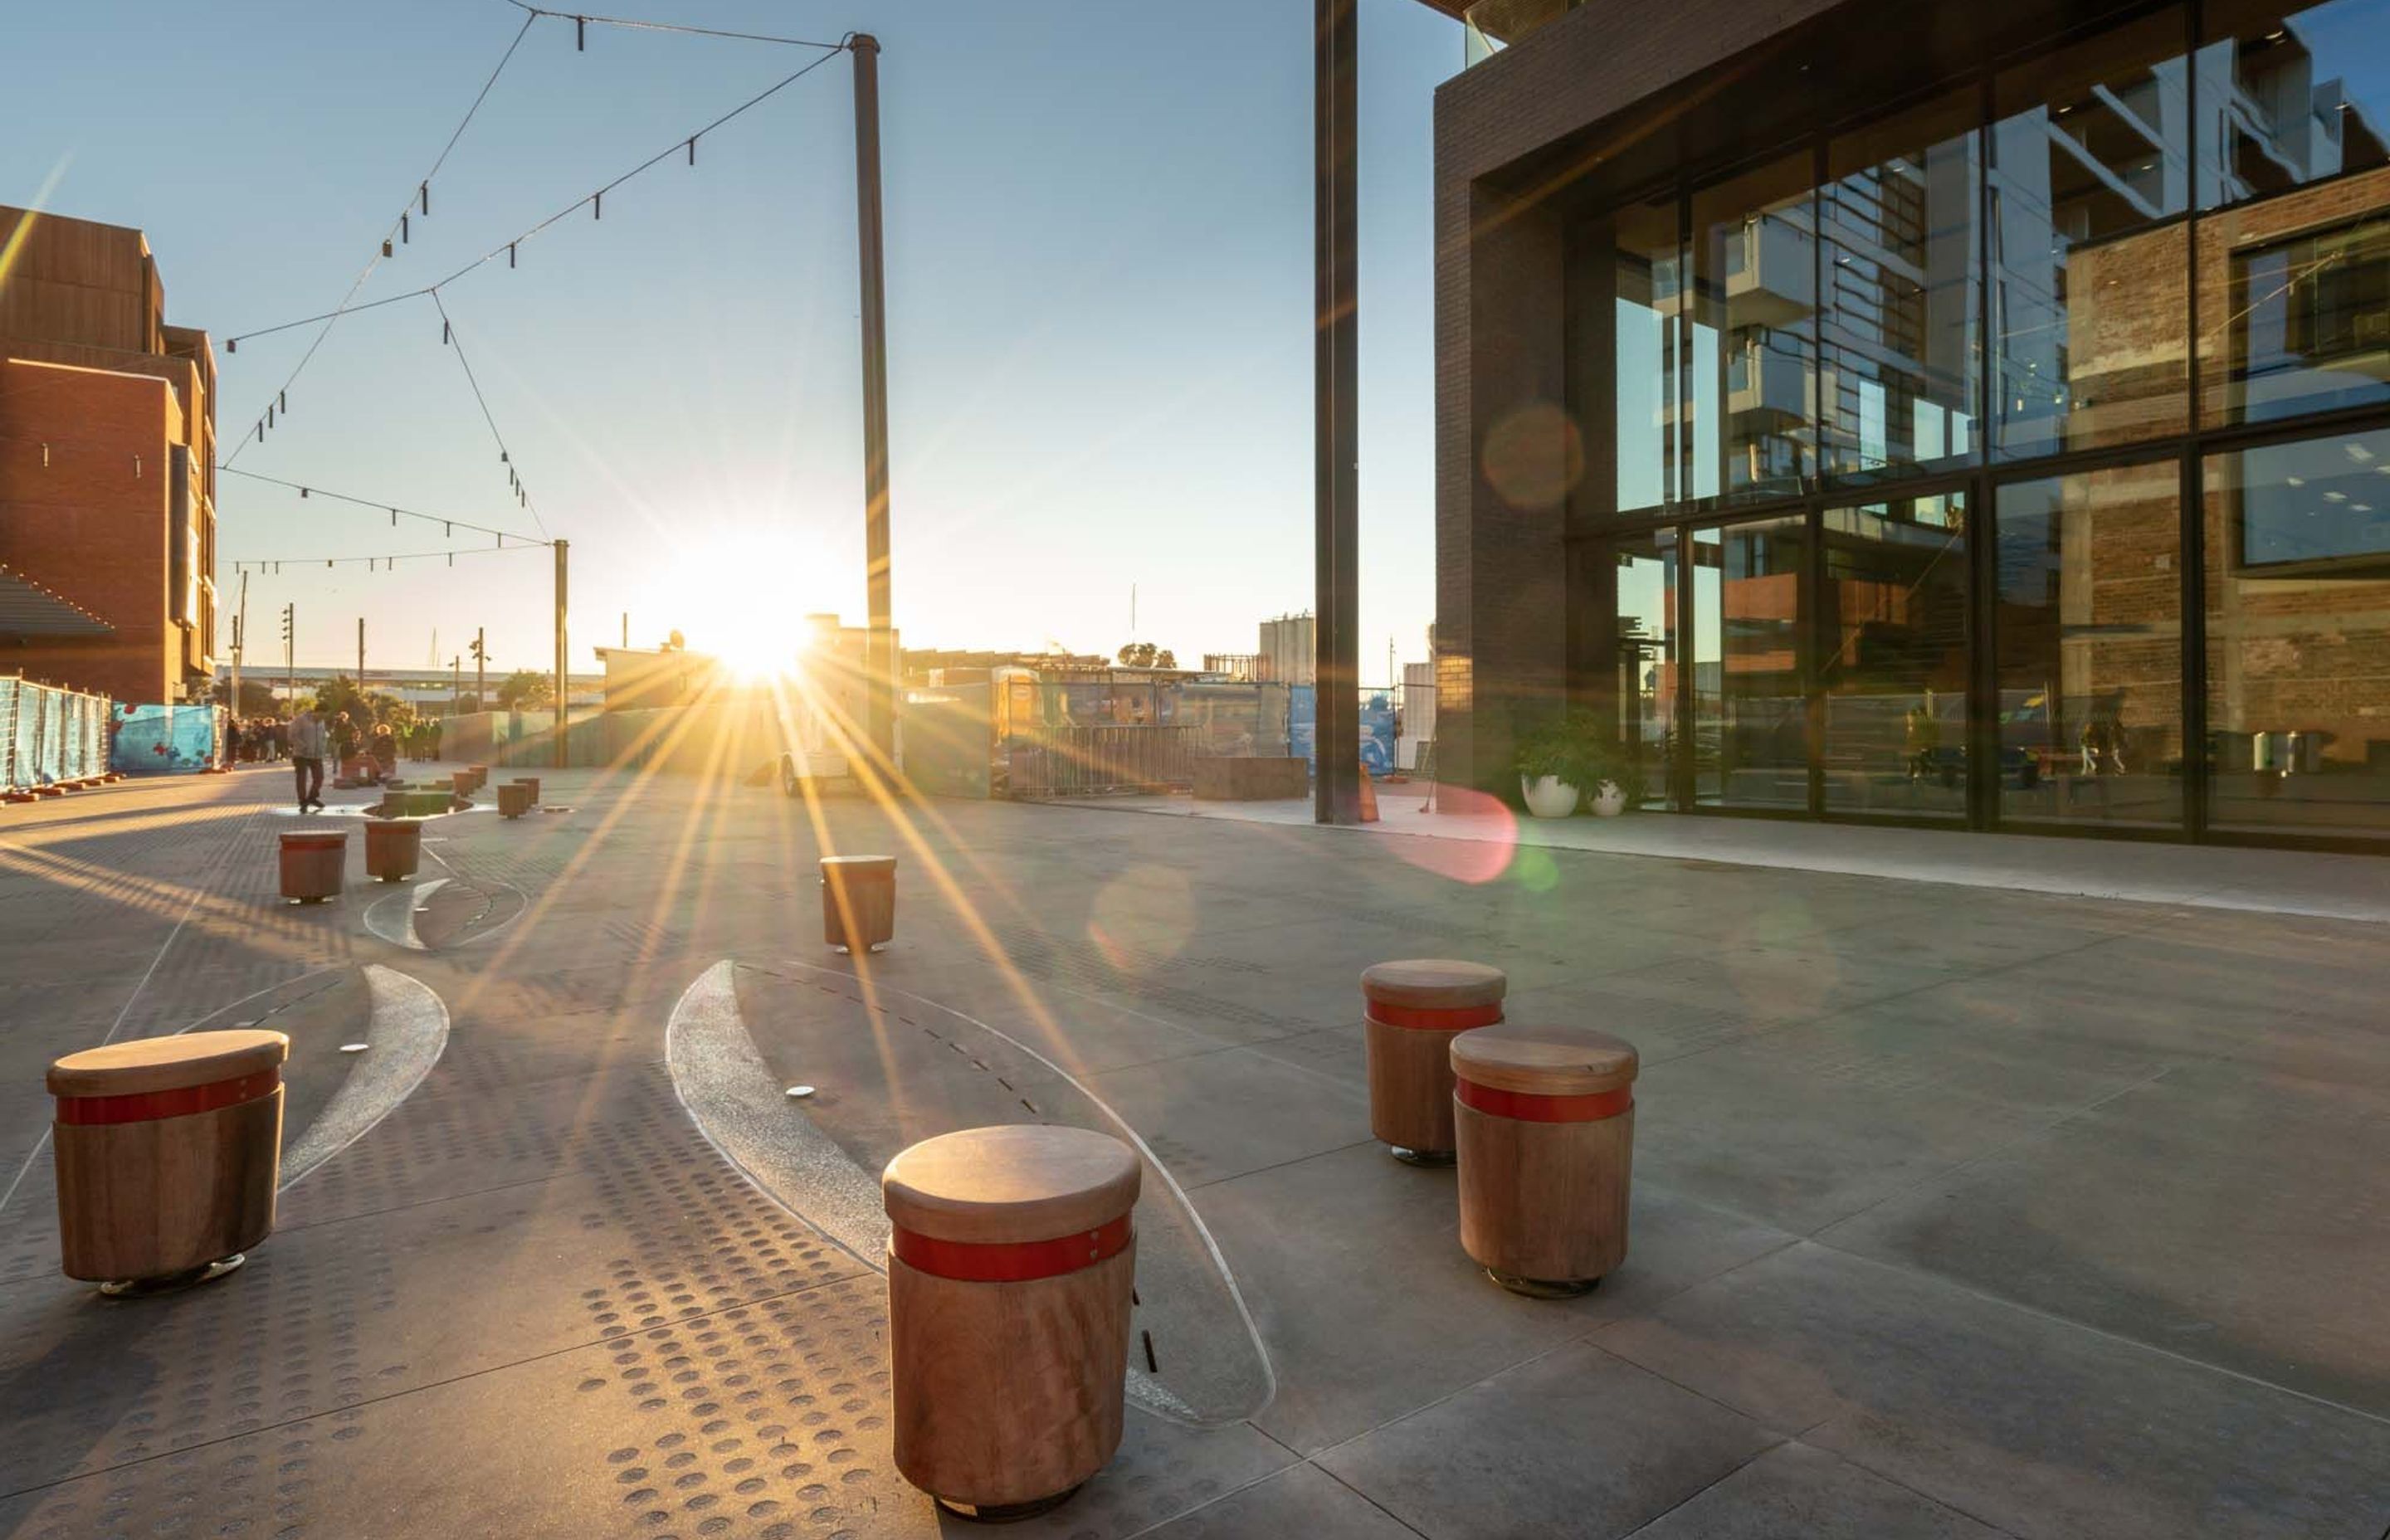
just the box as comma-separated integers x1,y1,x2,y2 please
5,0,1456,682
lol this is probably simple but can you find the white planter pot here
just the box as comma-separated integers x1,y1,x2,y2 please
1589,780,1627,817
1520,774,1579,819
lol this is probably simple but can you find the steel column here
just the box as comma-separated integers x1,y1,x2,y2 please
1314,0,1360,824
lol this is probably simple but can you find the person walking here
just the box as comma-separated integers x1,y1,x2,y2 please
290,706,328,812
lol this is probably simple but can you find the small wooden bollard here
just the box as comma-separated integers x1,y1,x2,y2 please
884,1126,1139,1521
363,819,422,881
49,1030,289,1294
1451,1023,1639,1298
468,763,489,790
278,830,348,904
497,782,533,819
821,855,896,953
451,771,476,799
512,776,540,803
1362,959,1505,1166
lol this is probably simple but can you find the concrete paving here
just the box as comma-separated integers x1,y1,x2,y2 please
1,763,2388,1538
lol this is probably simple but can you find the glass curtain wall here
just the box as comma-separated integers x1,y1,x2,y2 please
1996,464,2187,828
1818,492,1972,816
1691,518,1809,808
1558,0,2390,842
1578,531,1680,807
1988,9,2193,459
2204,425,2390,836
1821,95,1982,483
1690,156,1818,505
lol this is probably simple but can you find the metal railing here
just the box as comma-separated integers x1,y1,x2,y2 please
1006,724,1198,798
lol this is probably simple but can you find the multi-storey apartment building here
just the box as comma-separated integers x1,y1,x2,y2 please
0,206,217,704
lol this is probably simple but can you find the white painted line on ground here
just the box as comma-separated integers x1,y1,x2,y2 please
0,801,259,1218
280,964,451,1191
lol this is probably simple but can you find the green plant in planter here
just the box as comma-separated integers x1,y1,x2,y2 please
1513,715,1654,811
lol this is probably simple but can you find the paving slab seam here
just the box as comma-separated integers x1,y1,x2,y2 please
266,1167,580,1237
1183,1136,1380,1192
1788,1235,2390,1435
1804,1062,2184,1245
0,1260,876,1506
1620,921,2206,1078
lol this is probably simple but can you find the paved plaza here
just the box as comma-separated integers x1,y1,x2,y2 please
3,765,2389,1538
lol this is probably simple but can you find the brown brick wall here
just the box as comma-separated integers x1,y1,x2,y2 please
0,359,180,704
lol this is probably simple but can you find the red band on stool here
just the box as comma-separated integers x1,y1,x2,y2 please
282,836,344,850
891,1211,1133,1283
56,1068,281,1126
1366,1001,1504,1031
1456,1077,1632,1123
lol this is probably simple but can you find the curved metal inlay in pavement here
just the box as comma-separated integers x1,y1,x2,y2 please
279,965,450,1188
666,958,1275,1426
362,873,529,952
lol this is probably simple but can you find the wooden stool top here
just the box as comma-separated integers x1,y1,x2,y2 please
1451,1023,1637,1096
822,855,897,875
49,1029,290,1098
883,1125,1140,1244
1362,958,1507,1011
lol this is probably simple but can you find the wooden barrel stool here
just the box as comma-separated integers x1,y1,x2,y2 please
48,1029,289,1295
1451,1023,1639,1298
451,770,476,799
468,763,489,790
364,818,422,881
883,1126,1139,1521
496,782,533,819
1363,959,1506,1166
278,830,348,903
822,855,897,953
512,775,540,803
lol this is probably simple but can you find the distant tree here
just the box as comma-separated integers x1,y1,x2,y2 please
312,674,374,724
495,670,554,709
1116,642,1178,670
212,676,279,716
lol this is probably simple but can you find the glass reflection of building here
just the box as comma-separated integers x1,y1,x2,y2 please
1558,0,2390,844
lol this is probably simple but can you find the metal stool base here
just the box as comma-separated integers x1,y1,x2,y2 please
1486,1267,1599,1299
1389,1145,1455,1167
933,1485,1082,1524
99,1253,246,1299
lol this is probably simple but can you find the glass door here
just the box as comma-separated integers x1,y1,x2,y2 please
1690,515,1810,809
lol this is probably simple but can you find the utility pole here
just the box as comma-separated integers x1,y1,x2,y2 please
553,539,569,770
357,616,366,685
1313,0,1361,825
471,628,487,714
231,568,247,715
851,33,895,769
451,655,461,712
621,612,629,649
283,602,296,710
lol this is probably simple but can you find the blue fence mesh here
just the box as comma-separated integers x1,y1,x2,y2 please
110,704,224,775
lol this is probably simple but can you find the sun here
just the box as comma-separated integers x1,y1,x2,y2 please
650,531,829,683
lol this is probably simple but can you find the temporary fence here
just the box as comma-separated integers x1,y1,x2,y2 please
1005,724,1201,797
111,704,225,775
2,676,115,792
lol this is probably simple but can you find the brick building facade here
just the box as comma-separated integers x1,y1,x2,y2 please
0,206,217,704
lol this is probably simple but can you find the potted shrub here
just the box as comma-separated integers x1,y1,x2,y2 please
1515,716,1646,818
1513,715,1595,818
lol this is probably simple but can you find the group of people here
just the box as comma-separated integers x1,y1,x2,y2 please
229,706,445,812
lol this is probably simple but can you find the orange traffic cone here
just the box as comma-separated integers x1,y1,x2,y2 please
1358,767,1379,822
